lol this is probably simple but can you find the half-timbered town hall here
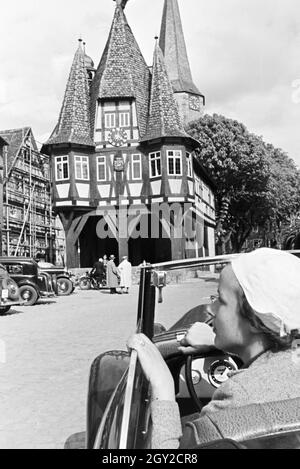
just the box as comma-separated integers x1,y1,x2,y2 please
42,0,216,268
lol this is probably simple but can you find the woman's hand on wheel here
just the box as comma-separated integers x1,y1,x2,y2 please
127,333,176,402
178,322,216,355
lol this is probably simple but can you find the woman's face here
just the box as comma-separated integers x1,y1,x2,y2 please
211,266,254,356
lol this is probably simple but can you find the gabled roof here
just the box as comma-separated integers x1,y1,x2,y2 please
46,41,94,147
159,0,203,97
90,3,151,137
0,127,37,170
141,42,190,142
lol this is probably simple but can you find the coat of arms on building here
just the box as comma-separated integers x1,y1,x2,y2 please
107,128,128,147
113,152,125,172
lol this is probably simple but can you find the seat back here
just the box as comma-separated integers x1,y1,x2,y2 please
182,398,300,448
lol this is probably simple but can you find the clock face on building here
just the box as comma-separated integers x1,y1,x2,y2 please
107,127,128,147
189,95,201,112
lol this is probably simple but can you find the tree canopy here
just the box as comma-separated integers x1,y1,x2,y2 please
186,114,300,253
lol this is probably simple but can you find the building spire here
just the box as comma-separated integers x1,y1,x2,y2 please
159,0,201,96
159,0,205,124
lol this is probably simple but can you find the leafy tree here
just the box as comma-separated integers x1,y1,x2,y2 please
186,114,300,253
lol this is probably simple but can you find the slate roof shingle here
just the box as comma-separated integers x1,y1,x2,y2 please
46,41,94,147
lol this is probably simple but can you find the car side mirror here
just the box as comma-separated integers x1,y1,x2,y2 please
152,271,167,304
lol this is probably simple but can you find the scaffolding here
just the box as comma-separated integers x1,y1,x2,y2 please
2,135,57,261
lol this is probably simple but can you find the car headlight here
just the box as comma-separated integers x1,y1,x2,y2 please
4,278,19,300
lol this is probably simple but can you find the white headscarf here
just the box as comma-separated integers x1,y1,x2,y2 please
231,249,300,337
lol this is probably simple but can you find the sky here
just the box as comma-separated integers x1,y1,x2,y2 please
0,0,299,167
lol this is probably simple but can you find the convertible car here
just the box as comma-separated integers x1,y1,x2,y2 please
68,254,300,450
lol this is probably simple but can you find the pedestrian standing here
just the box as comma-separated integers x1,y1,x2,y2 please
106,255,120,294
118,256,132,294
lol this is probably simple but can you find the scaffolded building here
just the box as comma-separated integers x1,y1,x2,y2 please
0,127,58,261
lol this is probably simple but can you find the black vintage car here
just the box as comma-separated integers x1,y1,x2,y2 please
38,262,75,296
78,254,300,450
0,263,23,314
0,257,56,306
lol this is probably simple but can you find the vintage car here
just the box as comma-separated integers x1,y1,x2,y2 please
38,262,75,296
0,263,23,315
69,253,300,450
0,257,56,306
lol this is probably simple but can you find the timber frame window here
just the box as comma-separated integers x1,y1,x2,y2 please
132,154,142,180
149,152,162,178
186,152,193,178
97,156,107,182
55,156,69,181
120,112,130,128
105,113,116,129
168,150,182,176
75,156,89,181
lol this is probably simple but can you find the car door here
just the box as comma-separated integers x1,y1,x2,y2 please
92,350,152,449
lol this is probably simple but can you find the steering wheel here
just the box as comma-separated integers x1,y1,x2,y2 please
184,351,243,413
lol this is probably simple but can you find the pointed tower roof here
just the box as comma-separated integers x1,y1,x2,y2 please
90,2,151,136
159,0,203,97
141,41,190,142
46,40,94,147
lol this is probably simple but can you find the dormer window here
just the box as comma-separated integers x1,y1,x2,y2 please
120,112,130,128
105,113,116,129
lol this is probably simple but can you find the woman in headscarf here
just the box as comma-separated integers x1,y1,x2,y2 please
127,249,300,449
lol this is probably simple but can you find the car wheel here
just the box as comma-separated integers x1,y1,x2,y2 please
19,285,38,306
0,306,11,315
79,278,91,290
57,278,73,296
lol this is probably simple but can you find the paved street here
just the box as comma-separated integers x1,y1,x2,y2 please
0,279,216,449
